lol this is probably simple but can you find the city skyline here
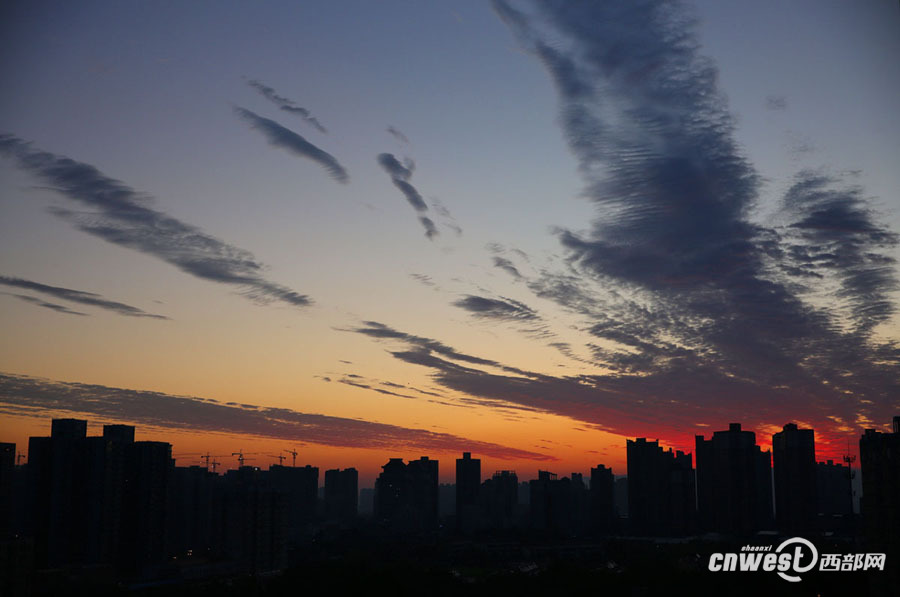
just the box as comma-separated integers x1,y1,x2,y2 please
2,0,900,483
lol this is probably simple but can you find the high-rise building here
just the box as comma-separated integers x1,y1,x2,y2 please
120,441,173,577
696,423,773,535
627,438,695,536
772,423,816,533
324,467,358,522
456,452,480,532
268,464,318,541
859,417,899,553
816,459,852,517
0,443,14,538
374,457,439,532
481,470,518,530
529,471,587,536
590,464,615,533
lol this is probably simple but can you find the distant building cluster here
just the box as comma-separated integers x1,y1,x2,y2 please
0,416,897,591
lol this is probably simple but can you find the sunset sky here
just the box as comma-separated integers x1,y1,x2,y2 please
1,0,898,486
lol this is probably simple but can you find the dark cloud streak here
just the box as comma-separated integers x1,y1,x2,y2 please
376,153,438,239
0,276,167,319
0,134,312,309
233,107,348,183
246,79,328,133
0,372,553,461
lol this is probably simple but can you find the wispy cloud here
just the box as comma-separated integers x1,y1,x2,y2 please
3,293,88,317
0,372,553,461
0,134,312,309
246,78,327,133
0,276,167,319
493,256,523,279
454,294,538,321
386,126,409,144
376,153,438,239
233,107,349,183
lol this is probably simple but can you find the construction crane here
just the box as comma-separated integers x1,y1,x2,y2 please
266,453,286,466
200,452,229,472
284,448,298,467
843,438,857,515
231,450,257,468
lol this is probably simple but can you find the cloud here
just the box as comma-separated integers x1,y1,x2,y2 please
454,294,538,321
376,153,438,239
0,372,553,461
233,107,348,183
419,216,439,240
387,126,409,144
431,198,463,236
493,256,523,279
3,293,88,317
0,134,312,309
246,78,328,133
335,1,900,455
0,276,167,319
766,95,788,111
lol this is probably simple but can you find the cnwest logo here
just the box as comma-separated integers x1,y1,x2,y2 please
708,537,886,582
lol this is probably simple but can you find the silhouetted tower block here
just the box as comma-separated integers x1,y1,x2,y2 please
222,467,287,574
375,457,439,532
569,472,589,532
0,443,14,538
481,470,518,530
627,438,695,536
696,423,773,535
169,465,221,560
268,464,318,541
27,418,90,568
456,452,481,533
375,458,408,529
590,465,615,533
26,419,138,570
407,456,439,530
81,432,130,566
860,418,899,556
816,460,852,516
529,470,583,536
50,418,86,440
324,467,358,522
120,441,172,578
772,423,816,533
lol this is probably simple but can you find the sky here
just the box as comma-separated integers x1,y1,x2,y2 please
1,0,898,486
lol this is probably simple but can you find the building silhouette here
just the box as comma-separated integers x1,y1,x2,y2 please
859,417,899,551
627,438,695,536
529,471,588,536
696,423,773,535
772,423,816,533
374,457,439,532
590,464,615,533
0,442,14,538
816,459,853,517
222,466,287,574
481,470,518,530
456,452,480,533
324,467,358,522
268,464,318,543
